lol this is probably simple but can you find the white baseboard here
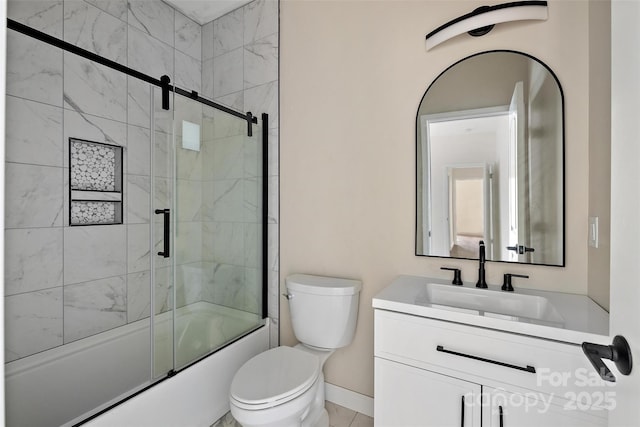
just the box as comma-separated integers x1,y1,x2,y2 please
325,382,374,418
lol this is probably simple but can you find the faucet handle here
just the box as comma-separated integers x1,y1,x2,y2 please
502,273,529,292
441,267,463,286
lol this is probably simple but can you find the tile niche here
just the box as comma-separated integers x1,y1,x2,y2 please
69,138,123,225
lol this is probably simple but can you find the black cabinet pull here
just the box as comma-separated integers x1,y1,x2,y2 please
436,345,536,373
499,405,504,427
460,395,465,427
155,208,170,258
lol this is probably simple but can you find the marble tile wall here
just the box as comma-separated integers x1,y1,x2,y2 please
4,0,202,362
198,109,262,317
5,0,278,362
171,94,202,310
200,0,280,347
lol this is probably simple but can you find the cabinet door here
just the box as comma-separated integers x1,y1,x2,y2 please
375,357,481,427
481,387,607,427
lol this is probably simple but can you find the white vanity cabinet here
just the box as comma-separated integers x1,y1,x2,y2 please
481,387,607,427
374,309,608,427
376,357,481,426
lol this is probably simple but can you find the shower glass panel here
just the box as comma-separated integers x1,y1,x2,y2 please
5,17,267,424
152,90,265,375
152,86,176,378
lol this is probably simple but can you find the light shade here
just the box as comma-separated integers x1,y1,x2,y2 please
182,120,200,152
426,1,548,51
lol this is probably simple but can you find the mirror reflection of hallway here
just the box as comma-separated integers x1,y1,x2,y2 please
416,51,565,266
422,112,502,260
449,167,486,259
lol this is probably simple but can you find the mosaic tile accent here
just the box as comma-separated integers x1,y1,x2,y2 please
70,200,118,225
69,139,123,226
70,139,121,191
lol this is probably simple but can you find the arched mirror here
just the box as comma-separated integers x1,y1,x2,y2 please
416,50,564,266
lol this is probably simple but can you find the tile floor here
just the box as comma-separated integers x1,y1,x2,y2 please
326,401,374,427
211,401,374,427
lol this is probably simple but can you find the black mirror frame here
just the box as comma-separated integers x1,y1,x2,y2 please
414,49,566,267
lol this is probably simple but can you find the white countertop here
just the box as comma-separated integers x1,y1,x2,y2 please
372,275,610,345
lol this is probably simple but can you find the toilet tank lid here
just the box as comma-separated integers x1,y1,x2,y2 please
286,274,362,296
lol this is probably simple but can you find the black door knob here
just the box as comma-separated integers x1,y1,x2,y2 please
582,335,632,382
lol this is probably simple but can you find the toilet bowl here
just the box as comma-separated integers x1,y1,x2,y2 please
229,274,361,427
230,345,328,427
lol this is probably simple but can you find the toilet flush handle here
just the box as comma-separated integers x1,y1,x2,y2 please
282,293,294,300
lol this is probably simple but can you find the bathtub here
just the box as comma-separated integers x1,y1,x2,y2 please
5,302,269,427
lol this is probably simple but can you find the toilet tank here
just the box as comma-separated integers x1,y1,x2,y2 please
286,274,362,350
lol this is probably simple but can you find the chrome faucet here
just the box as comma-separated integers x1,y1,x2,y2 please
476,240,487,288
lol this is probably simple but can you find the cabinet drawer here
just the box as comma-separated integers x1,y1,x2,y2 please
375,310,609,402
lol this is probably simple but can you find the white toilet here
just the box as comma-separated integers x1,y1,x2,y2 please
229,274,362,427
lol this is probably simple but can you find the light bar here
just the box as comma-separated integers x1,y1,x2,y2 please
426,1,548,51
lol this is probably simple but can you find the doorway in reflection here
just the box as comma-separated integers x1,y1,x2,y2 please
448,166,487,259
423,112,508,261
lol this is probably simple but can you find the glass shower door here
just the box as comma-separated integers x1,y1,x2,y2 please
152,86,175,378
152,89,265,376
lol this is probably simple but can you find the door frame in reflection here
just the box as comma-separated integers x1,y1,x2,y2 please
445,164,492,259
420,106,509,259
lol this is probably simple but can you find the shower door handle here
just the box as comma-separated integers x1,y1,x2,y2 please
155,209,170,258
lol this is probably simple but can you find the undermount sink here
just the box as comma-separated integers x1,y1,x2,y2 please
415,283,565,326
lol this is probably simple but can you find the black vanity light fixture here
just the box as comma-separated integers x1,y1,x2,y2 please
425,1,548,51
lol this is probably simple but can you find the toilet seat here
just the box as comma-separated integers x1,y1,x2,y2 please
230,346,320,410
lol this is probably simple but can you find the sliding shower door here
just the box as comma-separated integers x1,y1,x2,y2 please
152,90,265,376
152,86,175,378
